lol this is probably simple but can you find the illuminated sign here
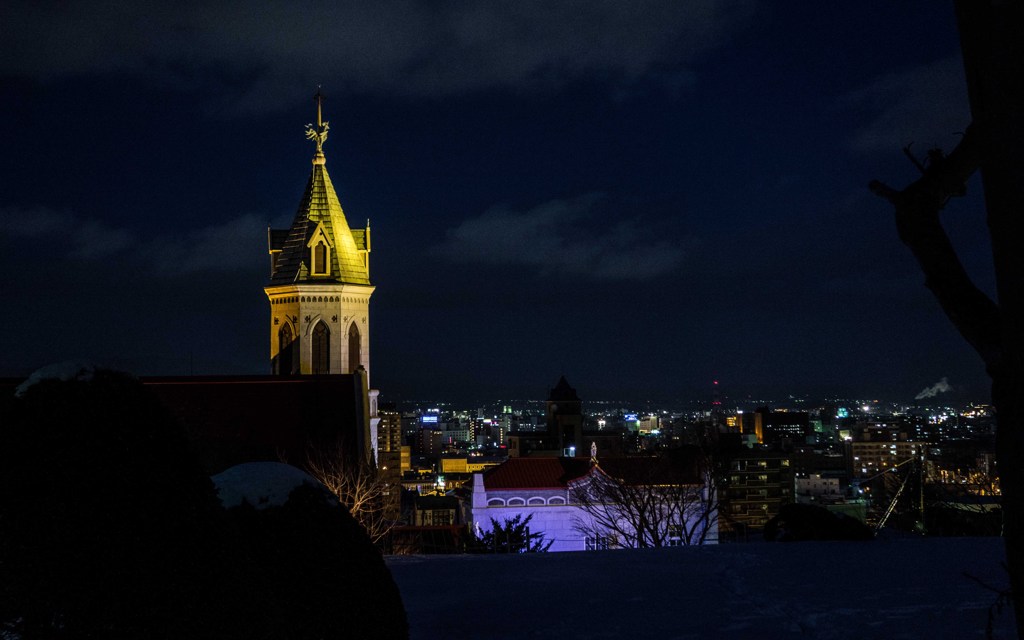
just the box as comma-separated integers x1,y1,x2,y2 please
624,413,638,422
421,415,438,424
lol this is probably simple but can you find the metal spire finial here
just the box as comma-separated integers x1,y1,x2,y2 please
314,85,324,128
305,86,330,162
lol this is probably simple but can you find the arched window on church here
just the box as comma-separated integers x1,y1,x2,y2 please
277,323,294,375
312,321,330,374
348,322,361,373
312,240,328,275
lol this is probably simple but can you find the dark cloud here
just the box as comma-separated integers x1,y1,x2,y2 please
844,56,969,153
432,193,687,280
2,1,755,111
0,205,269,275
143,213,270,275
0,206,133,258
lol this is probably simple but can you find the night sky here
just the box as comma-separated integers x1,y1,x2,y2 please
0,2,993,404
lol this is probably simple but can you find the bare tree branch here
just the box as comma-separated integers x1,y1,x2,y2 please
570,452,718,549
305,441,397,545
870,122,1001,369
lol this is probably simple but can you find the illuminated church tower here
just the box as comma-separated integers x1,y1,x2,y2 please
265,91,374,380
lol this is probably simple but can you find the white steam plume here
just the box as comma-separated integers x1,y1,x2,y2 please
915,377,952,400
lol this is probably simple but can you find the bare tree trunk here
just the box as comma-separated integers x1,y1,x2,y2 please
872,3,1024,635
958,3,1024,635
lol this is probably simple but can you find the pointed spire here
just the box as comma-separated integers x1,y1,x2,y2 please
305,86,330,164
267,91,371,287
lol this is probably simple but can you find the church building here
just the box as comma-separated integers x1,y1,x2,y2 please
145,93,380,472
265,91,374,382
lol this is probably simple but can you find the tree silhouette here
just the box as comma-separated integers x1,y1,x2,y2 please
305,439,397,546
870,2,1024,635
0,370,253,639
475,514,553,553
570,450,718,548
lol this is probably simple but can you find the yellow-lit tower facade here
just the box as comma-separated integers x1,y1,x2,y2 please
265,91,374,380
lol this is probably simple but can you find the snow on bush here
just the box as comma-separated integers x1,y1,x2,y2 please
14,361,102,398
212,461,337,510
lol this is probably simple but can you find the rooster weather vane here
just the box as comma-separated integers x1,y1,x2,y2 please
305,87,329,155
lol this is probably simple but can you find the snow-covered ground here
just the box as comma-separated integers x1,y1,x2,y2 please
388,537,1015,639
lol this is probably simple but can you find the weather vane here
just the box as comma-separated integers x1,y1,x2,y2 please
305,86,329,155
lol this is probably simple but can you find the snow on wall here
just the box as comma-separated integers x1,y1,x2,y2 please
466,472,716,551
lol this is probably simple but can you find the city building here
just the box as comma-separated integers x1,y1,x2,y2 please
508,377,623,458
758,409,811,445
377,405,404,520
794,473,842,504
466,451,716,552
718,450,794,541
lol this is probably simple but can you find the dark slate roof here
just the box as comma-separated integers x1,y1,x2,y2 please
268,228,289,252
483,457,592,490
547,375,580,402
142,375,369,474
269,158,370,286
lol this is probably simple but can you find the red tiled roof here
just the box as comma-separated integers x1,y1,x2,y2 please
483,457,592,490
482,448,705,490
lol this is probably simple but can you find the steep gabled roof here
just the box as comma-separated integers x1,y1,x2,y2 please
269,159,370,286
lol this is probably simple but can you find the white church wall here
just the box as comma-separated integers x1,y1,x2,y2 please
467,472,718,551
468,499,597,553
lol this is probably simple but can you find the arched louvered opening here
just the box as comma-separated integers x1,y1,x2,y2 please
312,321,330,374
348,322,361,373
277,323,294,375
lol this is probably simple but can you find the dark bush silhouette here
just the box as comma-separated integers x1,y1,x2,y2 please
764,504,874,542
222,477,409,639
0,369,408,639
0,369,252,638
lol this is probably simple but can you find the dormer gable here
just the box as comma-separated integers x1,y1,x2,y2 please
306,222,334,277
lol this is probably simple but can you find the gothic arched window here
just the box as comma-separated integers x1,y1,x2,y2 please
348,322,361,373
312,240,328,275
312,321,330,374
277,323,294,375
